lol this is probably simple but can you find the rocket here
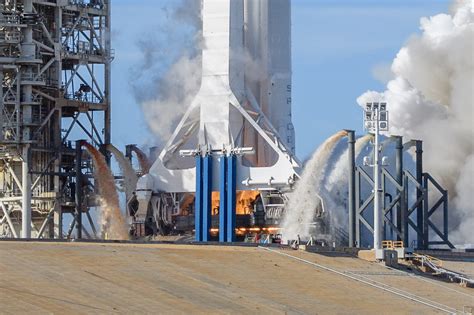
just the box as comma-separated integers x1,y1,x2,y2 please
137,0,300,195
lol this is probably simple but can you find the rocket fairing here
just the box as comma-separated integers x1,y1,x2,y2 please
137,0,300,194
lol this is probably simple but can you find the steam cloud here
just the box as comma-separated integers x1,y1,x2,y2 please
357,1,473,245
131,0,202,145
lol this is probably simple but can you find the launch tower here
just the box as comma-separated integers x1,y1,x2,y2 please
0,0,111,239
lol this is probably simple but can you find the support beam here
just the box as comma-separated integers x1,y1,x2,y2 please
394,136,403,241
21,145,32,238
53,202,62,239
195,156,203,242
347,130,356,247
219,155,227,242
226,154,236,243
415,140,424,248
0,70,3,141
202,155,212,242
0,202,18,238
355,169,361,247
104,1,112,165
37,208,54,239
75,140,83,239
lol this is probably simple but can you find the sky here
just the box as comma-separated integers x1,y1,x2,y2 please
110,0,451,161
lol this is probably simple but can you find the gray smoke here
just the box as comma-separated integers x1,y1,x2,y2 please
357,1,473,245
130,0,202,145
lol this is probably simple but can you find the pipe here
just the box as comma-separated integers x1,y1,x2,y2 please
202,154,212,242
347,130,356,247
219,155,227,242
104,0,111,165
0,69,3,141
415,140,424,248
125,144,133,162
75,140,84,239
394,136,404,242
226,154,236,242
21,0,34,239
195,155,203,242
21,145,31,238
373,109,382,251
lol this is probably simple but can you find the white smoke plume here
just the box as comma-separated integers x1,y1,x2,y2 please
357,1,473,244
131,0,202,145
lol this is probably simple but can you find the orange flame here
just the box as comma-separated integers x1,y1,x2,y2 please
208,190,260,215
236,191,259,214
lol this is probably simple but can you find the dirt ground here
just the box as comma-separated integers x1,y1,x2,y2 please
0,241,472,314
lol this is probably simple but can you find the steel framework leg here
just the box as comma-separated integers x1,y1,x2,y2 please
219,155,227,242
202,155,212,242
347,130,356,247
226,155,236,242
75,140,83,239
415,140,424,248
395,136,403,241
21,145,32,238
195,156,203,241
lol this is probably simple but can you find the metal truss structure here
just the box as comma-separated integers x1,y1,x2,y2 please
347,135,454,249
0,0,111,239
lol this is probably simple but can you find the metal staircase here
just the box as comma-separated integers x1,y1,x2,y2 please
411,253,474,287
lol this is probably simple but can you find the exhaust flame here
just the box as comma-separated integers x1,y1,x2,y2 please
281,130,348,242
236,191,260,215
83,143,129,240
209,191,260,215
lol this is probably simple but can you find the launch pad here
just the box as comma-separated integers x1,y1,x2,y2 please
0,240,472,313
0,0,465,254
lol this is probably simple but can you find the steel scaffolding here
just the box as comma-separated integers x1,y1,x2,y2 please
0,0,111,239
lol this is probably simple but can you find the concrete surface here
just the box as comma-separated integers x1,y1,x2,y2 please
0,241,472,314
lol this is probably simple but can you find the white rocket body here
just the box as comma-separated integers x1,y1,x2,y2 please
244,0,295,160
137,0,299,194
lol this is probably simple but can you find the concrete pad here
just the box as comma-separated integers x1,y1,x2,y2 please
0,241,472,314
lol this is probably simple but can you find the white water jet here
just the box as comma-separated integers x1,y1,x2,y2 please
107,144,138,200
83,143,129,240
281,130,348,242
325,134,373,230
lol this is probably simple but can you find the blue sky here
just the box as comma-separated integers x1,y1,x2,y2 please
110,0,450,160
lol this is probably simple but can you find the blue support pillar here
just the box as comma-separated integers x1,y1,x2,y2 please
195,156,203,241
219,155,227,242
226,154,236,242
202,155,212,242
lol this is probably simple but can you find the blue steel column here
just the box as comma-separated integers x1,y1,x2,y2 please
219,155,228,242
202,155,213,242
195,156,203,241
226,154,236,242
